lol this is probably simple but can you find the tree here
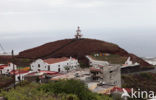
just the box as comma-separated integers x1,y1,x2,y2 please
64,66,70,73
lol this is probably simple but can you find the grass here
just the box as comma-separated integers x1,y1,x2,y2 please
91,54,127,64
0,75,12,81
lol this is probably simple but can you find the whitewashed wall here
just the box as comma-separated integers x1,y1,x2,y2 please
1,63,17,74
31,59,48,72
125,57,133,65
15,72,30,82
30,58,79,72
86,56,109,67
47,59,79,72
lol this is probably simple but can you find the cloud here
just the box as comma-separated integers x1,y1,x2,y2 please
0,0,156,32
0,0,156,56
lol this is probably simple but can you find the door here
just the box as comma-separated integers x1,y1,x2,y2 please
48,65,50,71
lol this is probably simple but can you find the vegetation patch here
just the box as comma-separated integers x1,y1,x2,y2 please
39,79,112,100
0,75,14,89
122,73,156,93
0,80,112,100
91,54,127,64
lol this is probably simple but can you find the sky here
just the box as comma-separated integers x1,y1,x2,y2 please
0,0,156,57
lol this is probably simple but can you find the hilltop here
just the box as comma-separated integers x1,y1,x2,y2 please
17,38,151,68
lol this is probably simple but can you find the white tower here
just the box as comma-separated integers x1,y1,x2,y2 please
75,26,82,39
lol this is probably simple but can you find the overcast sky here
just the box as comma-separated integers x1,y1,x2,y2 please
0,0,156,57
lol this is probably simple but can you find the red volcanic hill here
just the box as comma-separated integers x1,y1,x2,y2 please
18,38,151,67
0,55,12,64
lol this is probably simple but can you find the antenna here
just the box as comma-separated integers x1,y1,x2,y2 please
75,26,82,39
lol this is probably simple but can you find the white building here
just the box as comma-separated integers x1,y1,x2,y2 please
86,55,109,67
122,57,139,68
10,70,31,82
31,57,79,72
86,55,121,87
90,65,121,87
0,63,17,74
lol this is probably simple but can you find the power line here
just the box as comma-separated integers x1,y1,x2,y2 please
0,43,4,51
0,43,6,54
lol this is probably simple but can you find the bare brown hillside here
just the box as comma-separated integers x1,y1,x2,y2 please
17,38,151,68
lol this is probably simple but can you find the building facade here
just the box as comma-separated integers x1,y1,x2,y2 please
122,57,140,68
86,55,121,87
31,57,79,72
10,70,30,82
0,63,17,74
90,65,121,87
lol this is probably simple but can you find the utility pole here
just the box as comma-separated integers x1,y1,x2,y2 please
11,50,16,89
18,64,21,86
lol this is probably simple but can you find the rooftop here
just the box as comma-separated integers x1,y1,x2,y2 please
26,70,59,76
90,67,102,72
10,70,29,75
0,65,8,69
43,57,73,64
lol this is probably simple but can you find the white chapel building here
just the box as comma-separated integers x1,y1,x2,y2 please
30,57,79,72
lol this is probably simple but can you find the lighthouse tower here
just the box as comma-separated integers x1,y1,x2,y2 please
75,26,82,39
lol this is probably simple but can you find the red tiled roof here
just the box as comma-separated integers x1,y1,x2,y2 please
10,70,29,75
27,72,37,76
90,67,102,72
111,87,131,93
39,71,58,75
98,65,105,68
43,57,69,64
27,71,59,76
0,65,8,69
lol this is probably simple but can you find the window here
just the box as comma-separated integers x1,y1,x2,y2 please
58,67,61,72
67,63,69,65
110,71,113,73
48,65,50,71
58,65,60,67
114,81,117,84
18,76,20,81
38,64,40,68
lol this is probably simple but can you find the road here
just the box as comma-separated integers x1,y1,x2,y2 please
124,66,156,75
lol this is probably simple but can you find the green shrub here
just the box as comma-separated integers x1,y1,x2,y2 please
0,83,78,100
0,80,112,100
39,79,94,100
59,93,79,100
39,79,112,100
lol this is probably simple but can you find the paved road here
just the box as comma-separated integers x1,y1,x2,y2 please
143,66,156,73
124,66,156,75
